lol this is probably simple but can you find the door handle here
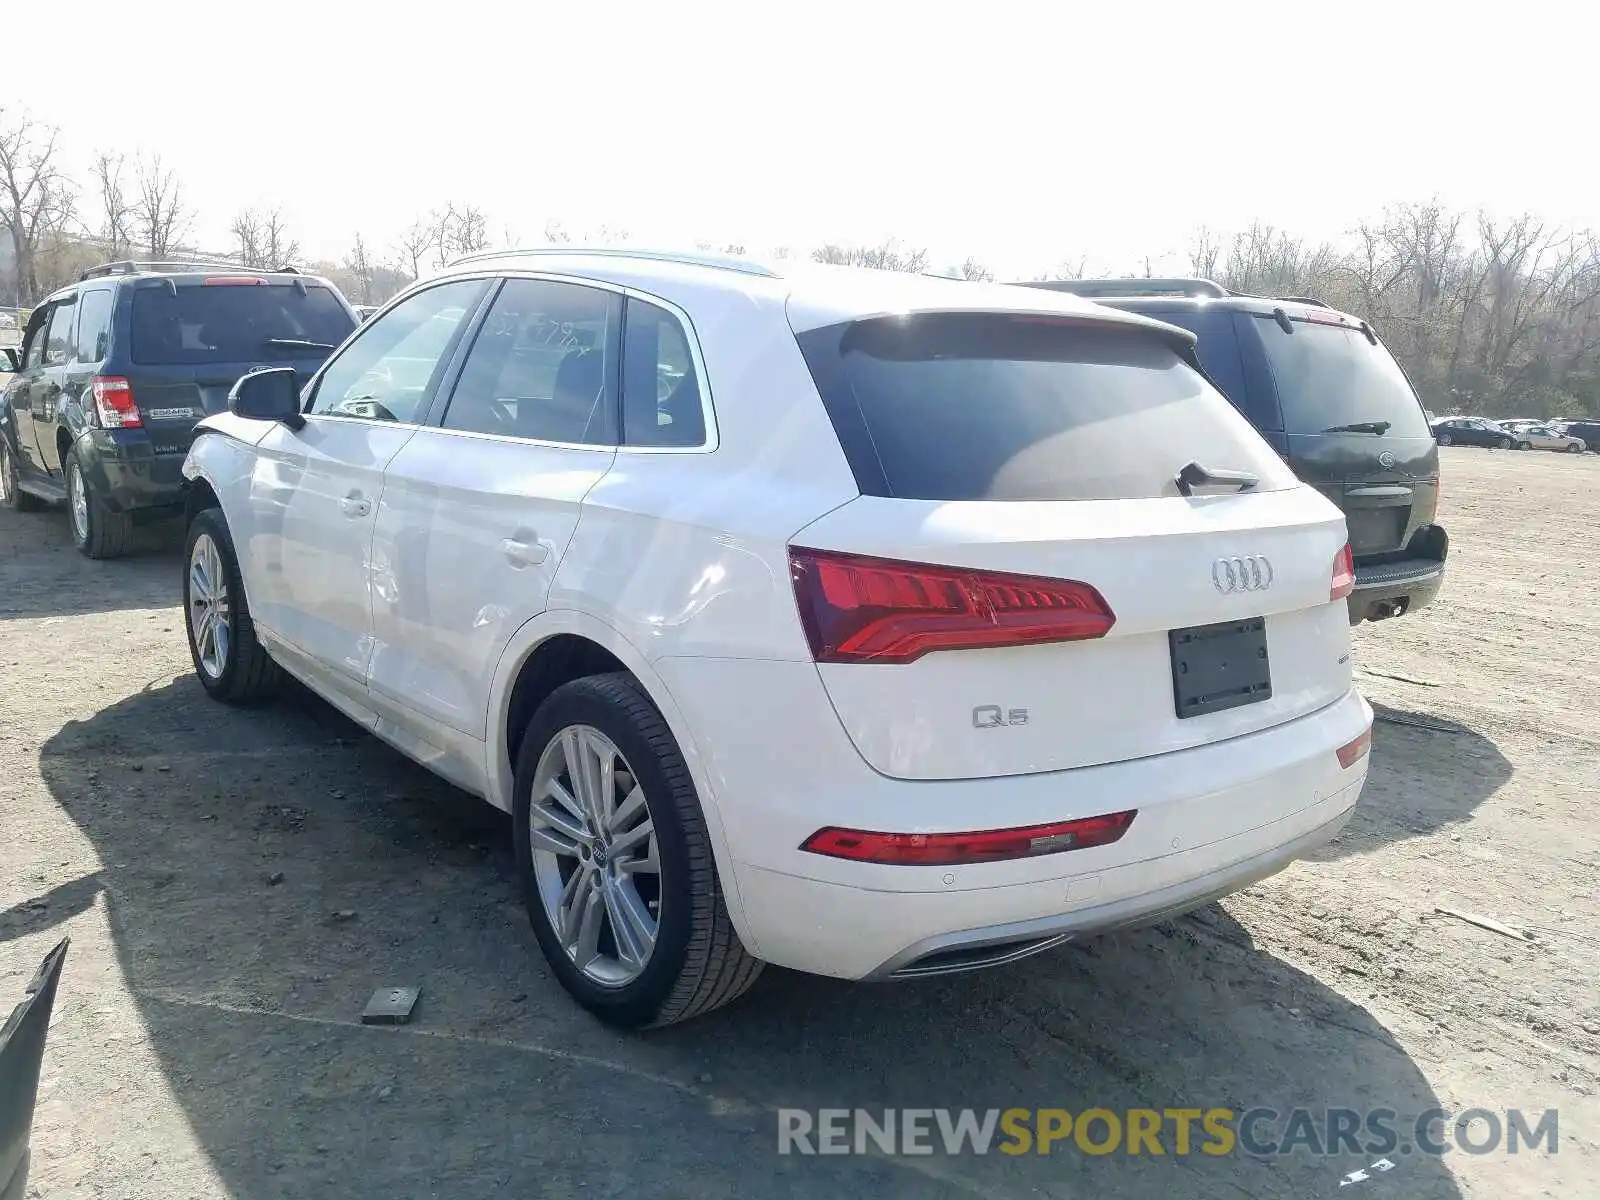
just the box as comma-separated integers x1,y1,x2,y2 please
501,537,548,567
340,493,371,518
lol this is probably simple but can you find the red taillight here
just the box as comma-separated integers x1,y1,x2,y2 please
801,810,1137,866
788,547,1115,665
204,276,265,286
1330,543,1354,601
1336,726,1372,769
91,376,141,428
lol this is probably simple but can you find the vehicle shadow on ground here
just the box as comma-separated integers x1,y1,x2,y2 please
0,510,183,619
1308,702,1511,863
37,679,1464,1200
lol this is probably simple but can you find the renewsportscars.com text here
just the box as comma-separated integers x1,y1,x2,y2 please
776,1106,1559,1158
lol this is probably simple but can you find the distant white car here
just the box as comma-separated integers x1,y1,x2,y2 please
1511,423,1585,453
181,249,1374,1026
0,311,18,329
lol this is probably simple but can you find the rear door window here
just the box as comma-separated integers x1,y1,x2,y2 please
43,302,76,366
1251,315,1431,439
441,278,619,445
796,314,1293,502
129,282,354,366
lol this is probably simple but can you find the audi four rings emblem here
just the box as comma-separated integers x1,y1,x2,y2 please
1213,555,1274,593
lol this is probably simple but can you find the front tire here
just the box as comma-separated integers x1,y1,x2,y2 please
66,447,133,558
1498,437,1513,450
1436,433,1452,446
513,673,762,1028
1566,442,1583,453
183,508,282,703
1,436,45,512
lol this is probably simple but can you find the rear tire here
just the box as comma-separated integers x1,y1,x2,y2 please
1517,441,1532,451
66,447,134,558
1,436,45,512
513,672,763,1028
183,507,282,703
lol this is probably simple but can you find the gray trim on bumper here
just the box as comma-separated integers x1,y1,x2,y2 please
866,804,1356,981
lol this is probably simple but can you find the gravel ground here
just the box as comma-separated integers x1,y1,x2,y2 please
1,446,1595,1199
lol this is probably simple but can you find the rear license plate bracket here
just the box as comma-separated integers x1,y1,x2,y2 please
1170,617,1272,719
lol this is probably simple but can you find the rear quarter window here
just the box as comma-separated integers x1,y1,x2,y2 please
796,313,1295,502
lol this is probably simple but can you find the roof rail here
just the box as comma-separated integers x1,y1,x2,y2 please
1272,294,1330,308
78,260,293,281
443,246,781,278
1019,277,1231,299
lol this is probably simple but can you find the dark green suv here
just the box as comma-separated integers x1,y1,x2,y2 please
0,261,356,557
1018,278,1448,625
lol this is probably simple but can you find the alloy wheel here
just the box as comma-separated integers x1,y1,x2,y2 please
188,533,233,680
68,462,89,542
528,725,661,986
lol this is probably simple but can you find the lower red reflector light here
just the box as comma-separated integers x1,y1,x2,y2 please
801,810,1137,866
1336,727,1372,769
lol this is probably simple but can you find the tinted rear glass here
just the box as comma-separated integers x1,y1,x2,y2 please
797,314,1293,502
130,283,354,366
1252,316,1430,439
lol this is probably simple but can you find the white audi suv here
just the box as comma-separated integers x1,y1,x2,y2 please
180,249,1373,1027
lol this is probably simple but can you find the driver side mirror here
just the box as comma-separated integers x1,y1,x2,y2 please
229,368,304,429
1,347,18,373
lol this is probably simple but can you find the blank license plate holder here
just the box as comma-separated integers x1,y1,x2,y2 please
1170,617,1272,719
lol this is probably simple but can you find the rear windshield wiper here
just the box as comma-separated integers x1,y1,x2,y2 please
1322,420,1391,435
262,337,337,352
1175,460,1259,497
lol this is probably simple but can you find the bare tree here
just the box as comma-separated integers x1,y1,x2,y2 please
133,153,191,259
1186,227,1222,280
230,208,263,266
958,256,994,282
0,107,76,303
811,238,928,273
393,218,435,279
1032,255,1088,281
89,152,135,260
261,207,299,268
342,233,374,303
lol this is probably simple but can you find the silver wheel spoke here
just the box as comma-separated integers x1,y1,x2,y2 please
611,817,654,855
601,877,656,968
530,801,589,851
609,784,646,834
569,875,605,969
618,836,659,877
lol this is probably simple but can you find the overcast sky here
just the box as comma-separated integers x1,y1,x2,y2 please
7,0,1596,275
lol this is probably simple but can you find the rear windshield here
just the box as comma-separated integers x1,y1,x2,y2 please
130,283,354,366
796,314,1293,502
1252,316,1431,439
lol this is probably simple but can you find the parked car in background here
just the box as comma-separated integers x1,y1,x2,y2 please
0,261,357,557
1559,420,1600,452
182,250,1373,1027
1017,278,1447,625
1509,423,1585,452
1430,416,1513,448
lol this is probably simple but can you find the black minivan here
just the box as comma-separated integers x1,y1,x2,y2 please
1019,279,1448,624
1,262,356,558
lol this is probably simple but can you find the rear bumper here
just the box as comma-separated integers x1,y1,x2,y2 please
658,654,1372,981
1347,557,1445,623
76,430,188,514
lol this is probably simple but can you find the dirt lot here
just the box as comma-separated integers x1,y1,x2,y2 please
1,447,1596,1199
